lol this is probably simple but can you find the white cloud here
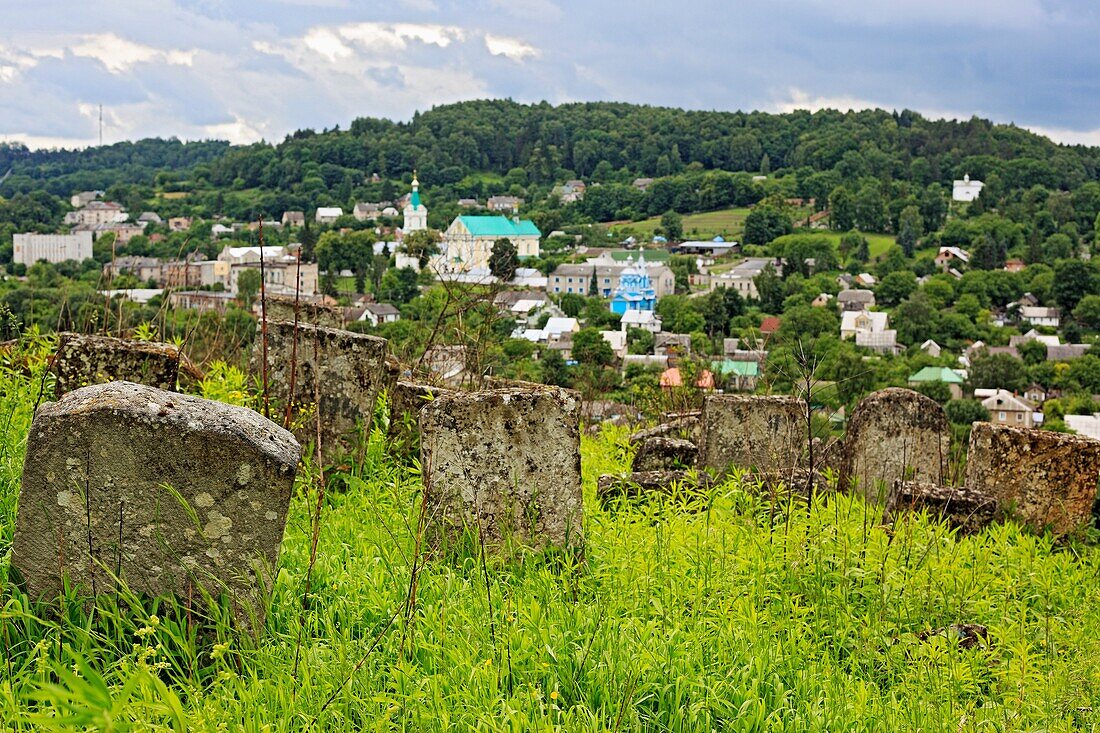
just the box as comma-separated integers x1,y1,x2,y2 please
203,115,265,144
1022,125,1100,147
769,87,978,123
484,33,539,61
69,33,195,73
0,132,99,150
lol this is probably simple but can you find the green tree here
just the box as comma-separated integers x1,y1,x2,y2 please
752,263,785,313
875,271,917,307
829,186,856,231
572,327,615,366
969,352,1028,392
743,205,792,245
539,348,570,386
1073,294,1100,331
236,268,261,304
378,267,419,304
402,228,441,269
897,205,923,257
660,210,683,241
1052,260,1095,311
488,238,518,281
945,399,990,425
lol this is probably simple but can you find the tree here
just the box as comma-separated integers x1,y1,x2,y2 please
1073,294,1100,331
829,186,856,231
237,268,261,304
875,271,917,307
897,205,923,257
753,263,784,313
572,327,615,367
945,399,990,425
559,292,586,317
402,229,441,269
854,183,887,232
378,266,419,304
660,210,683,241
919,184,948,232
743,205,792,245
539,348,570,386
1052,259,1095,311
969,352,1028,392
488,238,518,281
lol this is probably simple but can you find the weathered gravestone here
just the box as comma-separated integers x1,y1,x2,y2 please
840,388,950,502
388,380,454,455
262,294,345,329
965,422,1100,535
699,395,806,475
54,333,180,397
884,480,998,534
11,381,300,624
632,436,697,472
420,388,583,553
253,321,388,451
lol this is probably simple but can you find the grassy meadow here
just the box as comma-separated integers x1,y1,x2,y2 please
611,208,754,241
2,334,1100,730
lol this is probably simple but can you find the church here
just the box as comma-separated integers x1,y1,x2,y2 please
402,173,428,232
609,253,657,315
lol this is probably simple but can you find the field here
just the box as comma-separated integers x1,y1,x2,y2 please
799,230,899,261
610,208,753,241
3,339,1100,730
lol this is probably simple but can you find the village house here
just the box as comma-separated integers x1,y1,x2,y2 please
359,302,401,327
353,202,381,221
632,177,655,191
486,195,523,212
709,257,779,299
907,366,966,399
935,246,970,270
457,198,479,208
920,339,942,357
980,389,1036,428
168,216,193,232
315,207,343,225
137,211,163,226
620,309,662,333
841,309,898,353
1024,383,1048,404
70,190,103,208
837,289,876,312
281,211,305,227
1019,306,1061,328
168,290,236,313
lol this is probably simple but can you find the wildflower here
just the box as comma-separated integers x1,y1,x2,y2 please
210,642,230,661
550,690,559,702
148,615,160,628
483,658,493,667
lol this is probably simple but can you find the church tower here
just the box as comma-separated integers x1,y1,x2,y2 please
403,172,428,233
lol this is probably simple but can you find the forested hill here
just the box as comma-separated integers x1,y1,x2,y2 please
3,100,1100,202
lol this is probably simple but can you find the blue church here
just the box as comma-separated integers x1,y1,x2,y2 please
610,254,657,315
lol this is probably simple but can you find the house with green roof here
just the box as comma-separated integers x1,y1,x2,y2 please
907,366,966,399
712,358,761,392
436,215,542,272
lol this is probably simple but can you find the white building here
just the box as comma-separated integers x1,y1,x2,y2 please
315,207,343,225
952,174,985,202
621,309,662,333
1019,306,1061,328
63,200,128,226
402,175,428,233
13,231,94,265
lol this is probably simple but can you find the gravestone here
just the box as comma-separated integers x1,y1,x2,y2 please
11,381,300,625
262,294,345,329
388,380,454,454
420,388,583,553
54,333,180,397
965,422,1100,535
699,395,806,474
632,436,697,472
841,388,950,502
884,480,997,533
254,321,388,451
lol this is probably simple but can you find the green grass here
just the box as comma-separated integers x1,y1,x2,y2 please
791,230,898,261
612,208,753,240
3,335,1100,730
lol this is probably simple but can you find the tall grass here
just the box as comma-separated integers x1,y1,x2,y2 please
2,336,1100,730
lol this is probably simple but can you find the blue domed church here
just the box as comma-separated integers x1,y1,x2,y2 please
610,253,657,315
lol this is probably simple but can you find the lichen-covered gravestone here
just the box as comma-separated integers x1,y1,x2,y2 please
840,388,951,502
699,395,806,474
263,294,345,329
388,380,454,455
965,422,1100,535
420,388,583,553
54,333,180,397
254,321,388,451
11,381,300,624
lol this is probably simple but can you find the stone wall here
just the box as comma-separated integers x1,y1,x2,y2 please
420,387,583,553
262,295,345,329
54,333,180,397
841,388,950,502
11,381,300,624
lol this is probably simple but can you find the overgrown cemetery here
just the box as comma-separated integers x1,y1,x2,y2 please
2,318,1100,730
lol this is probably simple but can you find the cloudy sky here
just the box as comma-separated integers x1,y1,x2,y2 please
1,0,1098,150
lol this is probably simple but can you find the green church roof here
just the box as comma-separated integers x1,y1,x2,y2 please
908,366,964,384
458,215,541,238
